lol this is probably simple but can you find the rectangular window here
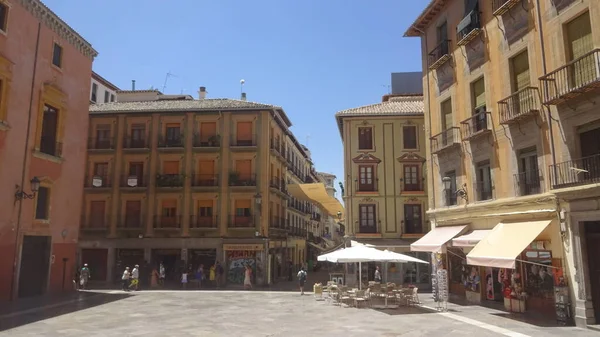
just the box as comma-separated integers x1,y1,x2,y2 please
517,148,540,196
163,161,180,175
0,3,8,33
358,127,373,150
358,204,376,233
161,199,177,217
358,165,375,192
476,160,492,201
91,83,98,102
130,123,145,147
235,159,252,179
198,200,213,217
39,104,59,157
104,91,109,103
95,124,111,149
200,122,217,141
128,162,144,185
471,77,486,111
404,204,422,234
441,99,453,130
511,50,530,92
89,201,106,228
236,121,253,145
445,170,457,206
110,94,115,102
35,186,50,220
403,125,417,149
403,165,420,191
165,123,181,141
235,200,251,216
437,21,448,45
124,200,141,227
52,43,62,68
566,12,594,87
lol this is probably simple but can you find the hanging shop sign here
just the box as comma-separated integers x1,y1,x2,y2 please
223,244,263,251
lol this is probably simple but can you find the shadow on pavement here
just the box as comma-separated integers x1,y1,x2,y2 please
491,312,569,328
374,306,438,316
0,292,131,332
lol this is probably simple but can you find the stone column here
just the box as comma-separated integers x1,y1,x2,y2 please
107,247,115,284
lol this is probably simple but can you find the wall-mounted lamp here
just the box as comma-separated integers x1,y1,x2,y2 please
442,176,468,203
559,209,567,236
336,211,342,220
254,193,262,205
15,177,41,201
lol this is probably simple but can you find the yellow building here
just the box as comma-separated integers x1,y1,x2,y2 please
335,94,431,287
79,90,322,286
405,0,600,326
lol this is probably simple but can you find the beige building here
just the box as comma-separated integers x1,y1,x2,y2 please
335,94,431,287
405,0,600,327
79,90,324,286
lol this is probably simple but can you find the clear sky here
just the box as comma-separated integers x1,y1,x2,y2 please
45,0,427,190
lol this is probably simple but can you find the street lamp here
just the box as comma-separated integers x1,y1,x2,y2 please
15,177,41,201
337,211,342,220
442,176,468,202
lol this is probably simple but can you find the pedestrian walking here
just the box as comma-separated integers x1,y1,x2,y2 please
129,264,140,291
151,267,159,288
181,269,188,289
195,265,204,289
216,261,224,288
159,263,166,286
244,265,253,290
288,259,293,281
297,267,308,295
374,266,382,283
80,264,91,290
209,264,216,287
122,267,131,291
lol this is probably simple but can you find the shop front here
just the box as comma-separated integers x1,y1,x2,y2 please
268,240,288,284
115,249,145,283
223,243,266,286
151,249,182,284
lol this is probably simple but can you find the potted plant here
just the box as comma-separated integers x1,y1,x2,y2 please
229,172,240,185
208,135,220,147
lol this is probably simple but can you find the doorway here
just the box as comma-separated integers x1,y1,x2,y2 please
152,249,182,284
18,235,51,298
484,267,503,302
81,249,108,282
115,249,144,283
585,221,600,322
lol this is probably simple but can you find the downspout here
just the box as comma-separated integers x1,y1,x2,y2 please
413,27,437,228
10,22,42,301
535,0,558,186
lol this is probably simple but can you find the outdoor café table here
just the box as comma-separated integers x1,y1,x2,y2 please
372,286,398,309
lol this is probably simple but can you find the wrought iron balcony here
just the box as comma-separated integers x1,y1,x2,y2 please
401,178,424,192
155,174,185,188
193,133,220,148
231,135,257,147
39,136,63,158
269,216,286,230
190,215,218,229
229,173,256,187
428,39,451,70
514,169,542,196
457,10,482,46
540,49,600,105
430,127,461,154
498,87,541,124
269,177,281,190
475,181,493,201
158,134,184,148
85,174,111,188
229,215,253,228
492,0,521,16
123,136,148,149
191,174,219,187
550,154,600,189
460,110,492,140
154,215,181,229
355,178,378,192
118,214,143,228
88,137,114,150
120,174,147,188
270,138,281,153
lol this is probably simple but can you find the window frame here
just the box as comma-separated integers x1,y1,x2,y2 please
444,170,458,206
0,2,9,34
404,204,423,234
34,186,51,220
403,164,421,191
402,125,418,150
104,90,110,103
357,164,376,192
358,204,377,233
358,127,374,150
91,83,98,103
52,42,63,68
476,160,493,201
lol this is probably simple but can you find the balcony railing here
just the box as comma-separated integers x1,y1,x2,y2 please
270,138,281,153
231,135,257,147
229,215,253,228
88,137,114,150
401,179,424,192
498,87,541,124
192,133,220,148
85,174,111,188
311,213,322,222
191,174,219,187
120,174,147,188
154,215,181,229
457,10,481,46
123,136,148,149
280,178,288,194
540,49,600,105
83,217,107,229
270,216,286,229
155,174,185,187
492,0,520,16
551,0,576,12
355,178,378,192
39,136,63,158
476,181,493,201
158,134,184,148
118,214,143,228
229,173,256,187
269,177,281,190
428,39,451,70
460,111,491,140
514,170,542,196
430,127,461,154
190,215,218,229
550,154,600,189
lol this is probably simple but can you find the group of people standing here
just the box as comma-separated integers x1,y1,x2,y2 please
181,262,224,289
121,264,142,291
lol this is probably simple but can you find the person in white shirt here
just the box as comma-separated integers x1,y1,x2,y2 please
122,267,130,291
130,265,140,291
297,267,308,295
374,266,382,283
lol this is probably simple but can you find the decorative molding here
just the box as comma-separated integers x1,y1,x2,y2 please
359,197,376,203
17,0,98,60
404,197,420,203
397,152,425,163
352,153,381,164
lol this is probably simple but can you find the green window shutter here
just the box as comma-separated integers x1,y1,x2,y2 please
472,78,486,109
441,99,453,129
567,12,593,61
512,51,530,92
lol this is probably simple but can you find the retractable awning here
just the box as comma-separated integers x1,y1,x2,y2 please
452,230,492,247
410,225,467,252
287,183,344,218
466,220,551,269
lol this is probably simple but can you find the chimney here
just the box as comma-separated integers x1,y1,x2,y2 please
132,80,136,91
199,86,207,100
241,92,247,101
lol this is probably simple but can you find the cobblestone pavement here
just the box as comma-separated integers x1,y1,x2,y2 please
1,290,599,337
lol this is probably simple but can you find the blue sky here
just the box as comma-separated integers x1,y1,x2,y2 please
46,0,426,190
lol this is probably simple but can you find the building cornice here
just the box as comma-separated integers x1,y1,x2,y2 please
18,0,98,60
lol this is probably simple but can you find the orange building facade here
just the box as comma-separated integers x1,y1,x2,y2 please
0,0,97,301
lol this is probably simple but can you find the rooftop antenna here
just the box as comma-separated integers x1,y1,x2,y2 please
381,84,391,94
240,79,245,97
162,71,177,92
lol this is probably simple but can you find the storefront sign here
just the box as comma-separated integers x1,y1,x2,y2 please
223,244,263,251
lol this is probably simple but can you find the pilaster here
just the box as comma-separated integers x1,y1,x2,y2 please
109,116,125,238
145,114,160,237
182,113,194,236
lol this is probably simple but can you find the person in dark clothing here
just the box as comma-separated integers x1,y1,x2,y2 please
288,260,293,281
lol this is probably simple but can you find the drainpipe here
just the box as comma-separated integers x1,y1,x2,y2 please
413,27,437,227
10,22,42,301
535,0,558,186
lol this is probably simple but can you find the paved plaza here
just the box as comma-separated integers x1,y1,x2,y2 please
1,290,599,337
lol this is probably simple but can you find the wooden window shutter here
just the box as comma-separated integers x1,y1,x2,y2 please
235,200,251,209
162,199,177,208
163,161,180,174
125,200,141,214
198,160,215,175
198,200,213,208
35,187,50,219
473,78,486,109
236,159,252,178
200,122,217,140
166,123,180,129
512,51,530,92
567,12,593,61
236,122,252,140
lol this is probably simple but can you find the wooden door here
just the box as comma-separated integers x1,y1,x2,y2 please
90,201,106,228
580,127,600,182
200,122,216,141
403,165,420,191
404,204,422,234
585,222,600,321
236,159,252,180
236,121,253,144
358,205,376,234
124,200,141,227
358,165,374,191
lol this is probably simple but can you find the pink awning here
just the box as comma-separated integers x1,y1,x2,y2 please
410,225,467,253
